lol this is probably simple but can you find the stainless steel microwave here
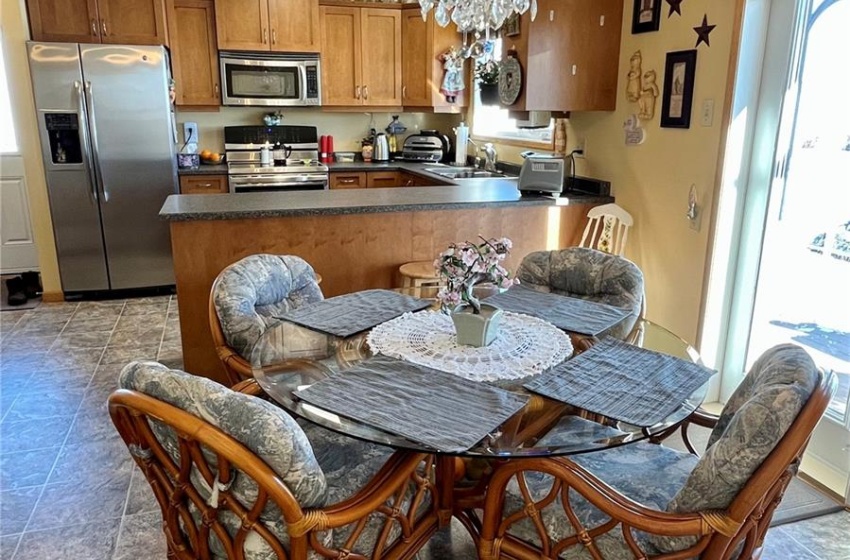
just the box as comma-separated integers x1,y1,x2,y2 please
219,52,321,107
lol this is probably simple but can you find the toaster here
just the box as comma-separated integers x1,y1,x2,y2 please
518,156,566,196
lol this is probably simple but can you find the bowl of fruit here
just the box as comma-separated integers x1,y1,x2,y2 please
200,150,224,165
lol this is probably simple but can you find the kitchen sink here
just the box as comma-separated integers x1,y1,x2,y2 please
423,166,508,179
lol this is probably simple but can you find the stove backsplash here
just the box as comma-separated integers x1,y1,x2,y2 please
176,107,462,153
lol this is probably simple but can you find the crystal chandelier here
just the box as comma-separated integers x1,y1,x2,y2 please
419,0,538,34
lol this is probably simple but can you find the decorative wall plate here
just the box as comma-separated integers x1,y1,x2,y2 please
499,55,522,106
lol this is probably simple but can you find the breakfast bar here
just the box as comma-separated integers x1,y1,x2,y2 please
160,182,611,384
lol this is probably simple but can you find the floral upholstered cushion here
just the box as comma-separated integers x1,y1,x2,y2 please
502,442,698,559
652,343,819,553
516,247,644,339
212,254,323,360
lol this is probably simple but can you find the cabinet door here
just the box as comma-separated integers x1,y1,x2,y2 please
320,7,362,106
179,175,228,194
575,0,623,111
98,0,168,45
401,9,430,107
214,0,270,51
27,0,101,43
360,8,401,106
329,172,366,189
366,171,400,188
168,0,220,107
269,0,319,53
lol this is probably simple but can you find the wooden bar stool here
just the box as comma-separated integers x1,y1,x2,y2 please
398,261,442,290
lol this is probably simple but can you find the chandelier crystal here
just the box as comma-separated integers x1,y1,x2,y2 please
419,0,537,34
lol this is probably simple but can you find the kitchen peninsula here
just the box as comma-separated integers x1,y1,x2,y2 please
161,177,612,383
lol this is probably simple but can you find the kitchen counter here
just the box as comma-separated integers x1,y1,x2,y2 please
160,181,612,222
177,164,228,175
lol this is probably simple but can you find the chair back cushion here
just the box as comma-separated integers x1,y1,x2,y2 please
516,247,644,339
652,345,819,552
119,361,328,509
213,254,323,359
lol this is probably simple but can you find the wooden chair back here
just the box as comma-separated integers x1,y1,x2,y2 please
108,388,312,559
579,203,633,256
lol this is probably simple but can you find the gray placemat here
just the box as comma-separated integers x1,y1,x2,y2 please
484,285,632,336
294,355,529,452
524,338,715,427
276,289,431,338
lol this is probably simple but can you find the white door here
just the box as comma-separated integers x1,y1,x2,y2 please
0,156,39,273
714,0,850,502
0,31,39,274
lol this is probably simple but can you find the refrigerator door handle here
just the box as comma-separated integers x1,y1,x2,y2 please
84,81,108,202
75,80,98,204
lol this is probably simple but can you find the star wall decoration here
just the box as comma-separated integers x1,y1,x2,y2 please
666,0,684,17
694,14,716,47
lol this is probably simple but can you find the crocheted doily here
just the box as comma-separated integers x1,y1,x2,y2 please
367,311,573,383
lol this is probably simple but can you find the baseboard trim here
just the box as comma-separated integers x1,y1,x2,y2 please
41,291,64,303
797,471,847,506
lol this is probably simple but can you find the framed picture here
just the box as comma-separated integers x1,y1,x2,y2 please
660,49,697,128
503,13,520,37
631,0,661,34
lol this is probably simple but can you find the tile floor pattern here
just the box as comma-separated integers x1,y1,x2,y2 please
0,296,848,560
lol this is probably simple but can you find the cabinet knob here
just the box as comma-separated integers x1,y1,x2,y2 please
263,28,268,44
339,178,356,184
101,19,108,36
402,86,407,99
199,183,212,188
272,29,277,45
363,85,369,100
355,85,361,100
214,83,220,95
91,19,98,36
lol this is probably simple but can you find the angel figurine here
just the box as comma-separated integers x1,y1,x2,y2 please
439,46,465,103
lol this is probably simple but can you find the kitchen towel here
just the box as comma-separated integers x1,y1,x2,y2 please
295,355,529,452
276,289,432,338
484,284,632,336
524,337,715,427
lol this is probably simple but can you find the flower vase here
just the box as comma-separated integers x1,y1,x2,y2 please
479,83,500,106
451,303,503,347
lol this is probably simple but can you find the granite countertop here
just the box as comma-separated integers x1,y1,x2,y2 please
177,163,228,175
160,180,612,221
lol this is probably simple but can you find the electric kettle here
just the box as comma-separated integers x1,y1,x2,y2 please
373,133,390,162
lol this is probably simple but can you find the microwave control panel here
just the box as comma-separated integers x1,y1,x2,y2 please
305,66,319,102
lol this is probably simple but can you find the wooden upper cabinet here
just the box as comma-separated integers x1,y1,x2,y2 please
401,9,429,107
320,7,361,106
97,0,168,45
320,6,400,107
27,0,101,43
526,0,622,111
401,6,466,112
360,9,401,106
215,0,319,52
167,0,219,107
215,0,269,51
268,0,320,52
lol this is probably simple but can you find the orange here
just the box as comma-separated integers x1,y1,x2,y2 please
200,149,212,159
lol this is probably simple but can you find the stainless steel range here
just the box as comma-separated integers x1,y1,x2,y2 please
225,125,329,193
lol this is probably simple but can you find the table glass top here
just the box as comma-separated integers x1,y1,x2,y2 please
251,287,708,458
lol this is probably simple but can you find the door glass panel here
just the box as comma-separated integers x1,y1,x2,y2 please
745,0,850,424
0,33,19,154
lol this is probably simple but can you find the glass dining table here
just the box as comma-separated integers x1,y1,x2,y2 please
250,288,707,460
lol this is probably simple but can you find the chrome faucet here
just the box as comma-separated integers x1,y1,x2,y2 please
480,142,498,172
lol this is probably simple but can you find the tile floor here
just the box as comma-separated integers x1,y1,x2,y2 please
0,296,848,559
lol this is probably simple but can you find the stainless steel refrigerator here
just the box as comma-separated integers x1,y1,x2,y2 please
28,42,177,294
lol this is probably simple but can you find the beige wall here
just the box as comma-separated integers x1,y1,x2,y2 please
473,0,739,344
2,0,62,299
178,108,461,153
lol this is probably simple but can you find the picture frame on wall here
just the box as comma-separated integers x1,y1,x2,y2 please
631,0,661,34
660,49,697,128
503,13,520,37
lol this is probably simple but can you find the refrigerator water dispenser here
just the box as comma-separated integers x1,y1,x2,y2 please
44,113,83,165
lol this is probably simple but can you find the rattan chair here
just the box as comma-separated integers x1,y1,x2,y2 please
516,247,645,341
209,254,323,385
109,361,439,560
477,344,836,560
